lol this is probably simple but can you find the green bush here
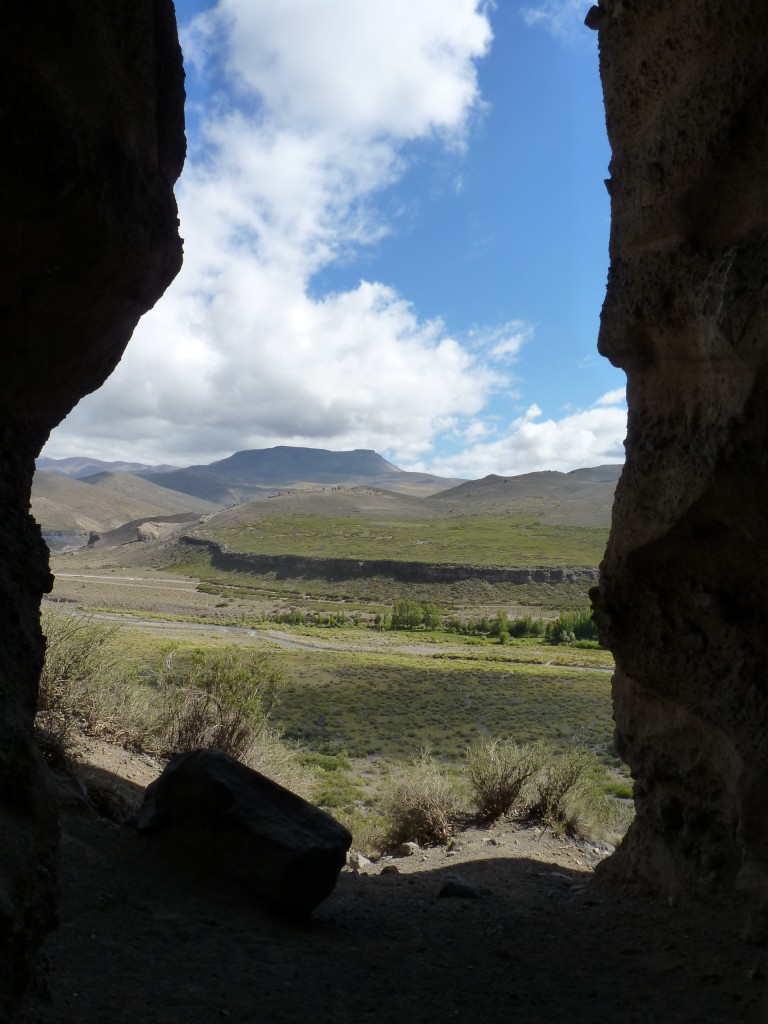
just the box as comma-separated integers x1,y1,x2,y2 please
390,598,424,630
39,607,121,719
466,738,546,819
36,606,149,752
526,746,600,827
420,603,442,630
379,751,465,847
488,610,509,637
508,614,545,638
157,647,284,760
545,607,598,645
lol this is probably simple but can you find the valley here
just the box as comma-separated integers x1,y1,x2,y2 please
31,445,642,1024
41,446,627,850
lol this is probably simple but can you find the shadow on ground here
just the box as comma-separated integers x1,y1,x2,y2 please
20,766,766,1024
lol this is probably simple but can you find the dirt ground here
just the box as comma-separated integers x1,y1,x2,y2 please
18,738,767,1024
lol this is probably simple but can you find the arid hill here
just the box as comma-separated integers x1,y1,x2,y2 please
428,466,621,526
32,471,221,535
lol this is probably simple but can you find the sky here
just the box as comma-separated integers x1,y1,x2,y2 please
43,0,627,479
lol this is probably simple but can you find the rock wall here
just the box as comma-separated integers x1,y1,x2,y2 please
181,536,599,586
0,1,184,1011
592,0,768,900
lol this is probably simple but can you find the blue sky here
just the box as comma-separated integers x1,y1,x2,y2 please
44,0,626,477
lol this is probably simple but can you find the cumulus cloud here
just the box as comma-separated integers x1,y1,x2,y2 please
405,390,627,478
47,0,498,466
520,0,590,43
594,386,626,406
468,320,533,362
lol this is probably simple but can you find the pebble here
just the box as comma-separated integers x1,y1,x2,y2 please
438,874,481,899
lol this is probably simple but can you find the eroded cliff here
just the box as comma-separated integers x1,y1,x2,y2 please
0,1,184,1011
592,0,768,903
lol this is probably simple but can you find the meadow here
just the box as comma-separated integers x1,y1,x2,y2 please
96,622,615,766
198,512,609,566
268,648,614,762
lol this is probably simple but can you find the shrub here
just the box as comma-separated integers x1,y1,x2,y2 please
466,738,546,819
379,750,464,848
390,598,424,630
421,603,442,630
545,607,598,645
156,647,283,760
488,611,509,637
37,606,146,747
508,614,544,638
526,746,601,828
38,607,121,719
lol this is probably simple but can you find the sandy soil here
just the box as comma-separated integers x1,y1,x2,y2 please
18,739,767,1024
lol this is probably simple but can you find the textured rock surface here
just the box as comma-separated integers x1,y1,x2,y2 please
0,1,184,1012
180,536,600,585
138,749,353,918
593,0,768,900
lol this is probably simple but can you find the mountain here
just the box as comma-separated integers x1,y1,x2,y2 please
36,456,178,478
31,471,222,534
427,465,623,525
140,446,464,504
35,447,624,532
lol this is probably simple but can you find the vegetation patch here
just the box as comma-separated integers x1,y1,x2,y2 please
267,648,615,762
164,545,595,613
379,751,466,848
196,512,608,566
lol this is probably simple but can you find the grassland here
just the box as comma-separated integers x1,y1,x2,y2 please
197,512,609,566
47,481,618,783
95,620,615,766
269,648,614,762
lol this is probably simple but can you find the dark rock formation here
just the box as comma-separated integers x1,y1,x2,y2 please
0,1,184,1011
137,749,352,919
592,0,768,901
179,535,599,586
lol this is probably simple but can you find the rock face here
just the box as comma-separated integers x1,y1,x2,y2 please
180,536,599,586
0,1,184,1012
592,1,768,900
138,749,353,919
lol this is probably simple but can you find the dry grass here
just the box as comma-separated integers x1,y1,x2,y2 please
379,751,467,848
36,606,315,798
465,737,546,819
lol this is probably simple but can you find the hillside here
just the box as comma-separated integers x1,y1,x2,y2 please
427,465,622,525
198,485,436,529
143,447,464,504
32,471,222,534
36,456,178,478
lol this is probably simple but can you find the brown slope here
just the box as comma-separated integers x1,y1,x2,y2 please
427,466,621,525
81,472,223,515
195,485,437,530
32,471,221,533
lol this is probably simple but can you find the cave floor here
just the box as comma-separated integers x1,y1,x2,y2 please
19,754,766,1024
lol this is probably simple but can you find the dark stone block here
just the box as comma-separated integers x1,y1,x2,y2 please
138,748,352,919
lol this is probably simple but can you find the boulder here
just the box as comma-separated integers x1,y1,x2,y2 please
137,748,352,918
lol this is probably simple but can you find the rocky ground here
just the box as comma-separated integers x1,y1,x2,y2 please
16,736,767,1024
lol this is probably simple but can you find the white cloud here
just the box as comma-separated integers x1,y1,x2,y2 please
47,1,501,467
594,386,626,407
521,0,590,43
405,394,626,478
468,320,533,362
